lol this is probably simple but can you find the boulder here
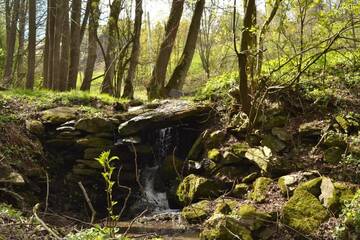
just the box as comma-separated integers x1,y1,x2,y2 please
25,120,44,136
40,107,77,125
295,177,322,197
75,117,117,133
176,174,228,205
250,177,273,203
282,189,329,234
76,136,113,148
181,200,211,224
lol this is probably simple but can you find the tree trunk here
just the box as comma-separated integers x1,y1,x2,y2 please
46,0,56,89
101,0,123,95
3,0,20,87
122,0,143,99
16,0,27,87
26,0,36,89
67,0,82,90
147,0,185,100
165,0,205,95
59,0,70,91
52,0,65,90
80,0,100,91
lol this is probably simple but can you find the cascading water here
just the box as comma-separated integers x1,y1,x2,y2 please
137,127,178,212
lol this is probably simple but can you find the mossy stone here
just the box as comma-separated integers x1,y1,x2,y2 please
323,132,347,149
319,177,338,210
232,183,249,198
282,190,329,234
295,177,322,197
250,177,273,203
200,214,253,240
334,182,357,207
40,107,77,125
207,148,220,161
76,137,113,148
231,204,271,230
242,172,258,183
261,135,286,153
181,200,211,224
25,120,44,136
323,147,343,164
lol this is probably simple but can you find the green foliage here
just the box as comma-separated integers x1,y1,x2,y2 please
65,226,130,240
95,151,120,221
334,190,360,239
0,203,22,220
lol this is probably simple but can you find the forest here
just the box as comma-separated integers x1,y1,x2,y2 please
0,0,359,239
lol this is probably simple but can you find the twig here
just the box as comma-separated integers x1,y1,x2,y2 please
172,147,181,179
116,165,132,219
44,171,49,214
123,209,147,236
130,143,143,192
32,203,62,240
78,181,96,224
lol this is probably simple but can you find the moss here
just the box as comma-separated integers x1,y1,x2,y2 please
232,183,249,198
323,147,343,164
278,177,288,196
214,199,239,215
334,182,357,207
261,135,286,153
231,204,271,230
282,190,329,234
0,203,22,220
250,177,273,203
200,214,253,240
207,148,220,161
181,200,211,224
295,177,322,197
40,106,77,125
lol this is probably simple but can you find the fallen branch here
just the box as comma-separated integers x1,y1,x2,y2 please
123,209,147,236
78,181,96,224
32,203,62,240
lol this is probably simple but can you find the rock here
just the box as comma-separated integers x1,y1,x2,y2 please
76,137,113,148
323,147,343,164
75,159,102,169
207,149,221,161
75,117,116,133
319,177,337,210
25,120,44,136
232,183,249,198
231,204,271,230
335,114,350,133
323,131,347,149
298,120,328,139
262,114,288,130
242,172,258,183
334,182,357,207
181,200,211,224
187,130,209,160
40,107,77,125
261,135,286,153
245,146,272,173
295,177,322,197
250,177,273,203
83,148,107,160
45,138,75,148
118,100,210,136
282,189,329,234
271,127,292,142
176,174,228,205
200,214,253,240
278,171,319,196
57,130,82,138
0,166,25,185
207,130,226,148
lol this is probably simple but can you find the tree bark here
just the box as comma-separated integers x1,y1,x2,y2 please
52,0,65,90
16,0,27,86
59,0,70,91
3,0,20,87
67,0,82,90
122,0,143,99
147,0,185,100
26,0,36,89
80,0,100,91
46,0,56,89
101,0,123,95
165,0,205,95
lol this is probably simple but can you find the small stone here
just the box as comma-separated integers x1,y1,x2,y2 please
232,183,249,198
25,120,44,136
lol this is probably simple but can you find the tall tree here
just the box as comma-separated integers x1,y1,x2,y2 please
122,0,143,99
101,0,123,95
16,0,27,86
81,0,100,91
45,0,56,89
52,0,65,90
3,0,20,87
59,0,70,91
147,0,185,99
67,0,82,90
25,0,36,89
165,0,205,95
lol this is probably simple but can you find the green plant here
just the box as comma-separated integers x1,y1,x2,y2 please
95,151,120,236
334,190,360,239
65,226,130,240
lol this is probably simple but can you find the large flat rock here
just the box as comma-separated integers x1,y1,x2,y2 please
118,100,211,136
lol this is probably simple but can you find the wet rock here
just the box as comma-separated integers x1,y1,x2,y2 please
176,174,228,205
232,183,249,198
261,135,286,153
323,147,343,164
25,120,44,136
40,107,77,125
118,100,210,136
250,177,273,203
282,189,329,234
181,200,211,224
271,127,292,142
75,117,117,133
76,136,113,148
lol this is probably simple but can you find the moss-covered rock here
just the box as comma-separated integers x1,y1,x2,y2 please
282,189,329,234
231,204,271,230
334,182,358,208
200,214,253,240
232,183,249,198
250,177,273,203
278,171,319,197
319,177,338,210
323,147,343,164
76,136,113,148
323,131,347,149
295,177,322,197
176,174,227,205
261,135,286,153
207,148,220,161
242,172,258,183
75,117,117,133
245,147,272,173
181,200,211,224
25,120,44,136
299,120,328,139
271,127,292,142
40,107,77,125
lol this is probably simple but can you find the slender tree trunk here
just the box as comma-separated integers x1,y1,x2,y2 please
81,0,100,91
147,0,185,100
52,0,65,90
165,0,205,95
16,0,27,86
42,0,50,88
80,0,91,43
59,0,70,91
67,0,82,90
122,0,143,99
46,0,56,89
101,0,123,95
3,0,20,87
26,0,36,89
